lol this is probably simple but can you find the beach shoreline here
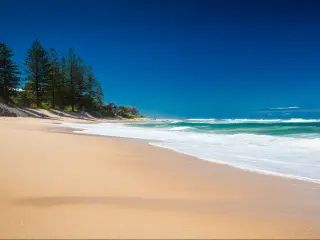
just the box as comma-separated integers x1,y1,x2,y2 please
58,119,320,185
1,117,320,239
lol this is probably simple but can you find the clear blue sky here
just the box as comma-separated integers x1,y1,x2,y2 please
1,0,320,118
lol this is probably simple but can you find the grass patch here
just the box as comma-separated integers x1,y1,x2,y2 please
65,105,73,112
10,96,19,105
65,105,78,112
31,103,37,109
41,102,51,110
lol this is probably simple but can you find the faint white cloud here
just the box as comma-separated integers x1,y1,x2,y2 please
269,106,300,110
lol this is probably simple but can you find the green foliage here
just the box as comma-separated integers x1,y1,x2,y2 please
123,113,144,119
0,43,21,104
57,56,67,109
41,102,50,110
11,96,19,105
102,102,117,116
1,40,142,118
88,109,116,118
16,88,34,107
64,105,78,112
65,105,73,112
24,40,50,108
117,106,140,118
45,48,61,109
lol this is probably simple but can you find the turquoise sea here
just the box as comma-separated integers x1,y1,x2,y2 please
130,119,320,136
60,118,320,184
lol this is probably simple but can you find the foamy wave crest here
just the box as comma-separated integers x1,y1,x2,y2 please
168,126,191,131
170,120,182,123
282,118,320,123
57,122,320,184
221,119,282,123
188,118,320,124
187,118,217,121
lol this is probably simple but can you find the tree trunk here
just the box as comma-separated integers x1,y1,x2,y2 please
4,86,8,105
70,61,74,112
36,78,39,108
3,59,8,105
59,89,64,110
35,61,39,108
52,90,55,108
52,77,55,109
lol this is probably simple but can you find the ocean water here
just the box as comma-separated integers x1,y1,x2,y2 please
59,118,320,184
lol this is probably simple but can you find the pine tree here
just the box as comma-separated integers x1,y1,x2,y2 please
85,66,97,109
66,48,77,111
95,81,103,106
24,40,50,108
73,56,87,111
58,56,67,109
2,40,140,118
0,43,20,104
66,50,91,111
46,48,61,108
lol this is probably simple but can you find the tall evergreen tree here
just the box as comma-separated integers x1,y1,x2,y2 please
0,43,20,104
58,56,67,109
73,56,87,110
1,40,139,118
85,66,97,109
66,48,77,111
24,40,50,108
66,50,92,111
95,81,103,106
46,48,61,108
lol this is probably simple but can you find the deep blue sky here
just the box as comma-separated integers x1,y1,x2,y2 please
1,0,320,118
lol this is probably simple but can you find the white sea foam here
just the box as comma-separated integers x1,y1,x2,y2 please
187,118,217,121
58,122,320,184
170,120,183,123
187,118,320,124
169,126,191,131
282,118,320,123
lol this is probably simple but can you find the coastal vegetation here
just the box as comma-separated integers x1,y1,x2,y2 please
0,41,141,118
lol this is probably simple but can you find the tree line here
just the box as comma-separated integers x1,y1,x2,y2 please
0,40,141,118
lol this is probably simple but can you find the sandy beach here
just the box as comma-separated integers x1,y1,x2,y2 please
0,117,320,239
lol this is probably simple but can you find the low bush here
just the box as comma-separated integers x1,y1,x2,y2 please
41,102,51,110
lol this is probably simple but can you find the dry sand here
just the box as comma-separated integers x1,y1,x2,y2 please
0,117,320,239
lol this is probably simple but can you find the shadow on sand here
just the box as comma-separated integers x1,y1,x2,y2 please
11,196,242,214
